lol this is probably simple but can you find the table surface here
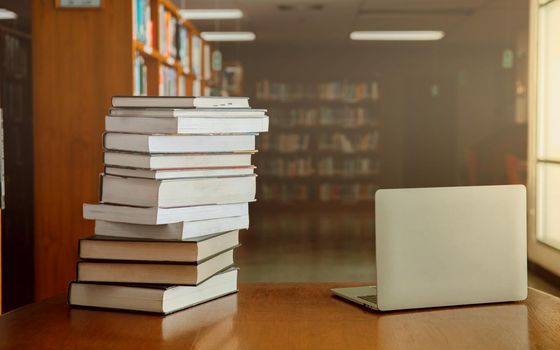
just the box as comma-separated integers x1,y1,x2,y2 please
0,283,559,350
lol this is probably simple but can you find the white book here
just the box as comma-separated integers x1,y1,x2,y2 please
111,96,250,108
77,249,235,285
94,215,250,240
105,166,255,180
104,133,256,153
83,202,249,225
109,107,267,118
101,174,256,207
69,268,238,315
104,151,254,170
105,115,269,134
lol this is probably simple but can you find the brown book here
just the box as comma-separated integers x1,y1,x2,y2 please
77,248,235,285
79,230,239,262
69,268,238,315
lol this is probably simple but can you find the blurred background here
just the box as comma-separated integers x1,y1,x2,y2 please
0,0,559,313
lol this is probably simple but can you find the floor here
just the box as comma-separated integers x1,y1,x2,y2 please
236,210,560,297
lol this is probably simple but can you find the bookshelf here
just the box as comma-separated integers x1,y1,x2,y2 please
131,0,220,96
254,80,381,208
32,0,223,300
0,25,32,312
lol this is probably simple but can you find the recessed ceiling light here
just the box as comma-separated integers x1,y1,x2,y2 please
350,31,445,41
201,32,256,42
179,9,243,20
0,9,17,20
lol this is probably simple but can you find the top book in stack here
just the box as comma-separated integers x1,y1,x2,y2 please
107,96,268,136
112,96,251,108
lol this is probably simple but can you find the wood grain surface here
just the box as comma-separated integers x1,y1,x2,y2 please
0,283,559,350
32,0,133,300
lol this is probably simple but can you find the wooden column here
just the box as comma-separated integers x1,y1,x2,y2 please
32,0,133,300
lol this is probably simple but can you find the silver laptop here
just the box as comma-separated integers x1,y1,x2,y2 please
331,185,528,311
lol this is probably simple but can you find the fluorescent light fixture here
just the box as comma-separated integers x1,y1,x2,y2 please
350,31,444,41
201,31,256,42
179,9,243,20
0,9,17,20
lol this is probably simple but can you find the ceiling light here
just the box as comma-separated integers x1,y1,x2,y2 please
350,31,444,41
201,32,256,42
0,9,17,20
179,9,243,20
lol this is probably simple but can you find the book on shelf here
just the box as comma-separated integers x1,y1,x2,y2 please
158,5,166,55
191,35,202,77
109,107,267,118
100,174,256,207
318,183,377,202
94,215,249,240
255,80,379,102
203,85,211,97
203,43,211,80
103,151,255,170
103,133,256,153
168,14,177,58
133,52,148,96
77,248,235,285
83,202,250,225
69,267,238,315
111,96,250,108
133,0,153,48
178,75,186,96
179,26,189,72
79,230,240,263
268,106,376,128
159,65,177,96
104,165,255,180
259,183,309,202
105,115,269,134
192,79,202,96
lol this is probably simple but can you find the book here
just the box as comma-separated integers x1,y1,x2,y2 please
79,230,239,262
77,249,234,285
69,267,237,314
192,35,201,77
105,115,269,134
83,202,249,225
100,174,256,207
111,96,250,108
105,165,255,179
103,133,256,153
203,43,211,80
109,107,267,118
104,151,254,170
133,52,148,96
94,215,249,240
159,66,177,96
179,26,189,72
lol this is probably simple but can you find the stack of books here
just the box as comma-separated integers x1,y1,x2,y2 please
68,96,268,315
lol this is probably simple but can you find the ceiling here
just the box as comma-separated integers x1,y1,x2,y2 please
176,0,528,47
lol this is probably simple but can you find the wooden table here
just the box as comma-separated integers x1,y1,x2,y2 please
0,283,559,350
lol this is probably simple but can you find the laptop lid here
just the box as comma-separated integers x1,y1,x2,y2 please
375,185,527,311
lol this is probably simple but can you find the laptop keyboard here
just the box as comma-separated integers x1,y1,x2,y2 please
358,295,377,304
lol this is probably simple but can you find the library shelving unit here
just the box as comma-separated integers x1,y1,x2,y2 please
32,0,221,300
131,0,218,96
0,25,33,311
253,80,381,210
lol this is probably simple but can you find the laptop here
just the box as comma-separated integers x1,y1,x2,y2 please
331,185,528,311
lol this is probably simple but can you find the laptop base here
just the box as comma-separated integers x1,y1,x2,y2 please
331,286,379,310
